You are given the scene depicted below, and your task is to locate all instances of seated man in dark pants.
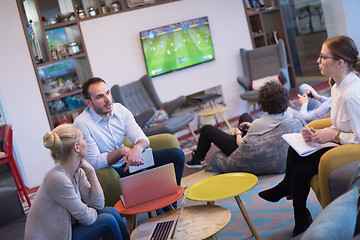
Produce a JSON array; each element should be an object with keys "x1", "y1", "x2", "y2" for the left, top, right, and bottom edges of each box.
[
  {"x1": 186, "y1": 80, "x2": 292, "y2": 168},
  {"x1": 74, "y1": 77, "x2": 185, "y2": 189}
]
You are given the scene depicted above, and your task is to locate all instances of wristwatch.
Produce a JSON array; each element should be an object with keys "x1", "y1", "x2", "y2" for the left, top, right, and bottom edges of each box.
[{"x1": 333, "y1": 132, "x2": 341, "y2": 144}]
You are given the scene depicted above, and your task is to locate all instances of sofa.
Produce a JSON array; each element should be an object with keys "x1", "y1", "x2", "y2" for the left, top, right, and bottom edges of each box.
[
  {"x1": 95, "y1": 133, "x2": 180, "y2": 207},
  {"x1": 0, "y1": 187, "x2": 26, "y2": 240},
  {"x1": 205, "y1": 117, "x2": 303, "y2": 175}
]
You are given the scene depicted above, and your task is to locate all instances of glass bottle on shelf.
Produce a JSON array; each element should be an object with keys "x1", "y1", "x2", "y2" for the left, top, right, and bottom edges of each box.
[
  {"x1": 111, "y1": 1, "x2": 121, "y2": 12},
  {"x1": 87, "y1": 7, "x2": 97, "y2": 17},
  {"x1": 100, "y1": 0, "x2": 111, "y2": 14},
  {"x1": 76, "y1": 1, "x2": 86, "y2": 19}
]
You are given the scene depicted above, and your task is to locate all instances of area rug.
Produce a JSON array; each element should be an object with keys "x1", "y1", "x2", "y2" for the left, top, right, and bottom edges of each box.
[{"x1": 136, "y1": 171, "x2": 322, "y2": 240}]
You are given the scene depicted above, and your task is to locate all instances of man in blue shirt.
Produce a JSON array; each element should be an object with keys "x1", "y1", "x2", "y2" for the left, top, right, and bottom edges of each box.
[{"x1": 74, "y1": 77, "x2": 185, "y2": 186}]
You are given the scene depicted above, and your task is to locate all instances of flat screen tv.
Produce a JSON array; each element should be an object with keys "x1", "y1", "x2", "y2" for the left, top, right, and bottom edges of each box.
[{"x1": 140, "y1": 16, "x2": 215, "y2": 77}]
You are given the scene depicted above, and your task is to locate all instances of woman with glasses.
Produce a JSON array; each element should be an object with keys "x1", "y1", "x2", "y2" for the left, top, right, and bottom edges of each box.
[{"x1": 258, "y1": 35, "x2": 360, "y2": 237}]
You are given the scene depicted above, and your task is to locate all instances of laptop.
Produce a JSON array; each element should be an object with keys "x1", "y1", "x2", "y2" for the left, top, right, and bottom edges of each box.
[
  {"x1": 129, "y1": 148, "x2": 155, "y2": 173},
  {"x1": 119, "y1": 163, "x2": 178, "y2": 208},
  {"x1": 133, "y1": 185, "x2": 190, "y2": 240}
]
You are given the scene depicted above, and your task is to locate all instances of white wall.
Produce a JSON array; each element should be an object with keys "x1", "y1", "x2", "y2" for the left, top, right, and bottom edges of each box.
[
  {"x1": 80, "y1": 0, "x2": 252, "y2": 118},
  {"x1": 322, "y1": 0, "x2": 360, "y2": 48},
  {"x1": 0, "y1": 0, "x2": 54, "y2": 188}
]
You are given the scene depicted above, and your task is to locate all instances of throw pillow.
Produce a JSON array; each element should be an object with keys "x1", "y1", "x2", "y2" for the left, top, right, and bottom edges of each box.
[
  {"x1": 144, "y1": 109, "x2": 169, "y2": 129},
  {"x1": 249, "y1": 75, "x2": 284, "y2": 90},
  {"x1": 300, "y1": 187, "x2": 358, "y2": 240}
]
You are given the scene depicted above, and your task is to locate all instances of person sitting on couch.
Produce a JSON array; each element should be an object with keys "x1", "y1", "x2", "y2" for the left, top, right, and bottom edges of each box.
[
  {"x1": 73, "y1": 77, "x2": 185, "y2": 186},
  {"x1": 186, "y1": 80, "x2": 293, "y2": 168}
]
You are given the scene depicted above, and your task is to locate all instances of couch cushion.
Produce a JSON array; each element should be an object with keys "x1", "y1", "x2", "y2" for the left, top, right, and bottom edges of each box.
[
  {"x1": 301, "y1": 187, "x2": 357, "y2": 240},
  {"x1": 206, "y1": 117, "x2": 303, "y2": 175},
  {"x1": 0, "y1": 216, "x2": 26, "y2": 240},
  {"x1": 143, "y1": 113, "x2": 194, "y2": 136}
]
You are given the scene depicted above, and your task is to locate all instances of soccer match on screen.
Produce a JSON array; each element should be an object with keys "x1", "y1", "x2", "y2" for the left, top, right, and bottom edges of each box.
[{"x1": 140, "y1": 16, "x2": 215, "y2": 77}]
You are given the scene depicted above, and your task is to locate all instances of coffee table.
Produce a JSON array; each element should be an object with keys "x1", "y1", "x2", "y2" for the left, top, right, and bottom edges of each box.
[
  {"x1": 130, "y1": 205, "x2": 231, "y2": 240},
  {"x1": 187, "y1": 172, "x2": 259, "y2": 239}
]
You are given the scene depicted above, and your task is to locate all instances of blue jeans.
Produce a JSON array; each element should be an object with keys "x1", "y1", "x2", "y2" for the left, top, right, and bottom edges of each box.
[
  {"x1": 72, "y1": 207, "x2": 130, "y2": 240},
  {"x1": 114, "y1": 148, "x2": 185, "y2": 186},
  {"x1": 299, "y1": 83, "x2": 321, "y2": 111}
]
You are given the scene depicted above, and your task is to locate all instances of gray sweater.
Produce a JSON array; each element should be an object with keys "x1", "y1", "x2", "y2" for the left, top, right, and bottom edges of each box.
[{"x1": 25, "y1": 164, "x2": 104, "y2": 240}]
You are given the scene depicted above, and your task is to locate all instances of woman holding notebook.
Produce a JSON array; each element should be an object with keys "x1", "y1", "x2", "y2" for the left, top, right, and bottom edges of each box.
[
  {"x1": 259, "y1": 35, "x2": 360, "y2": 237},
  {"x1": 25, "y1": 124, "x2": 130, "y2": 240}
]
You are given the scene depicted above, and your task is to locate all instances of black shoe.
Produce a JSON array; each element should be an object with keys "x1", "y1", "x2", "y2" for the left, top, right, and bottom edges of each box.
[
  {"x1": 258, "y1": 182, "x2": 290, "y2": 202},
  {"x1": 293, "y1": 208, "x2": 313, "y2": 237},
  {"x1": 185, "y1": 151, "x2": 206, "y2": 168}
]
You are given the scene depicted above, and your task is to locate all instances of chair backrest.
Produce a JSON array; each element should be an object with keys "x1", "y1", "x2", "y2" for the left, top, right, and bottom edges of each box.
[
  {"x1": 111, "y1": 74, "x2": 163, "y2": 116},
  {"x1": 1, "y1": 124, "x2": 12, "y2": 157},
  {"x1": 240, "y1": 39, "x2": 289, "y2": 90}
]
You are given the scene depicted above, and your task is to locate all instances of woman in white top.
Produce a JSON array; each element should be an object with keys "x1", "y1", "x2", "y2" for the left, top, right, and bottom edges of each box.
[
  {"x1": 25, "y1": 124, "x2": 130, "y2": 240},
  {"x1": 259, "y1": 35, "x2": 360, "y2": 237}
]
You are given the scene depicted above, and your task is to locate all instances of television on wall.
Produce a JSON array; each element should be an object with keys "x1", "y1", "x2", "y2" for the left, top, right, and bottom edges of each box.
[{"x1": 140, "y1": 16, "x2": 215, "y2": 77}]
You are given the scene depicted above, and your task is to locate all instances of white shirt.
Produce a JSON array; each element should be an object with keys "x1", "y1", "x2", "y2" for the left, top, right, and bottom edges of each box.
[
  {"x1": 330, "y1": 72, "x2": 360, "y2": 144},
  {"x1": 74, "y1": 103, "x2": 149, "y2": 169}
]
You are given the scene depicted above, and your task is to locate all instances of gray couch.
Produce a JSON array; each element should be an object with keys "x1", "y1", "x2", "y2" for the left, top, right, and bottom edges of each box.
[
  {"x1": 0, "y1": 187, "x2": 26, "y2": 240},
  {"x1": 206, "y1": 117, "x2": 303, "y2": 175}
]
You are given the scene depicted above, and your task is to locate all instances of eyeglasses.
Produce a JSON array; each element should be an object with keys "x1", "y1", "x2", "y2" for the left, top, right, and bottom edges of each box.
[{"x1": 319, "y1": 54, "x2": 339, "y2": 62}]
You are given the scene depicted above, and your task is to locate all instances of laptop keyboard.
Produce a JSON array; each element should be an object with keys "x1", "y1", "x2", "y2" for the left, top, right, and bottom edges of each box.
[{"x1": 150, "y1": 220, "x2": 175, "y2": 240}]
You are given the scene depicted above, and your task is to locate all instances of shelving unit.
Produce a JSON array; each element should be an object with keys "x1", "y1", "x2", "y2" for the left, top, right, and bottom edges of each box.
[
  {"x1": 242, "y1": 0, "x2": 296, "y2": 88},
  {"x1": 16, "y1": 0, "x2": 178, "y2": 129}
]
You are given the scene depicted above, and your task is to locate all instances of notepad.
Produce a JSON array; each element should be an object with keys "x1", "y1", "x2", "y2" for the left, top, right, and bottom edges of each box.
[{"x1": 282, "y1": 133, "x2": 339, "y2": 157}]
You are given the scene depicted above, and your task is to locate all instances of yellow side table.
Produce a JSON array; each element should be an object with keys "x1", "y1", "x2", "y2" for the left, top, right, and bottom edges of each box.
[
  {"x1": 187, "y1": 172, "x2": 260, "y2": 240},
  {"x1": 197, "y1": 106, "x2": 233, "y2": 134}
]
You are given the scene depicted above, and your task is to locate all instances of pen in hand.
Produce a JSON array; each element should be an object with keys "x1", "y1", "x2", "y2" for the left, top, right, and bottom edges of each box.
[{"x1": 304, "y1": 125, "x2": 314, "y2": 135}]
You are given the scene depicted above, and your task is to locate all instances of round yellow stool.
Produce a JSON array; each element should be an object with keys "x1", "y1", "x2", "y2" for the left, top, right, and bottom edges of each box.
[{"x1": 187, "y1": 172, "x2": 259, "y2": 240}]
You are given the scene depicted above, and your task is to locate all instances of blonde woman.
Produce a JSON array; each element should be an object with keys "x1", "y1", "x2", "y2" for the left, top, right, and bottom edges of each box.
[{"x1": 25, "y1": 124, "x2": 129, "y2": 240}]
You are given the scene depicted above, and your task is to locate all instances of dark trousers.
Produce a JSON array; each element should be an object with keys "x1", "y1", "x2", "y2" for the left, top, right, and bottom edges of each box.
[
  {"x1": 284, "y1": 146, "x2": 334, "y2": 217},
  {"x1": 195, "y1": 113, "x2": 253, "y2": 159},
  {"x1": 113, "y1": 148, "x2": 185, "y2": 186}
]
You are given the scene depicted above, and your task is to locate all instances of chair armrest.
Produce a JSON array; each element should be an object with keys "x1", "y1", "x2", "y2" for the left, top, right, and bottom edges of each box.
[
  {"x1": 307, "y1": 118, "x2": 332, "y2": 129},
  {"x1": 134, "y1": 108, "x2": 155, "y2": 128},
  {"x1": 149, "y1": 133, "x2": 180, "y2": 150},
  {"x1": 237, "y1": 77, "x2": 250, "y2": 90},
  {"x1": 124, "y1": 133, "x2": 180, "y2": 150},
  {"x1": 162, "y1": 96, "x2": 186, "y2": 117},
  {"x1": 317, "y1": 144, "x2": 360, "y2": 207},
  {"x1": 95, "y1": 167, "x2": 122, "y2": 207}
]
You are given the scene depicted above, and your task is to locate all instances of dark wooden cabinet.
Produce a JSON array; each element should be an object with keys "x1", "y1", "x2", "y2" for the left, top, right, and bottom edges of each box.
[{"x1": 242, "y1": 0, "x2": 296, "y2": 88}]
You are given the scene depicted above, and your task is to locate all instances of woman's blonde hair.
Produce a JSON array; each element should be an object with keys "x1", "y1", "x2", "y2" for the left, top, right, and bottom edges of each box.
[{"x1": 43, "y1": 124, "x2": 81, "y2": 162}]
